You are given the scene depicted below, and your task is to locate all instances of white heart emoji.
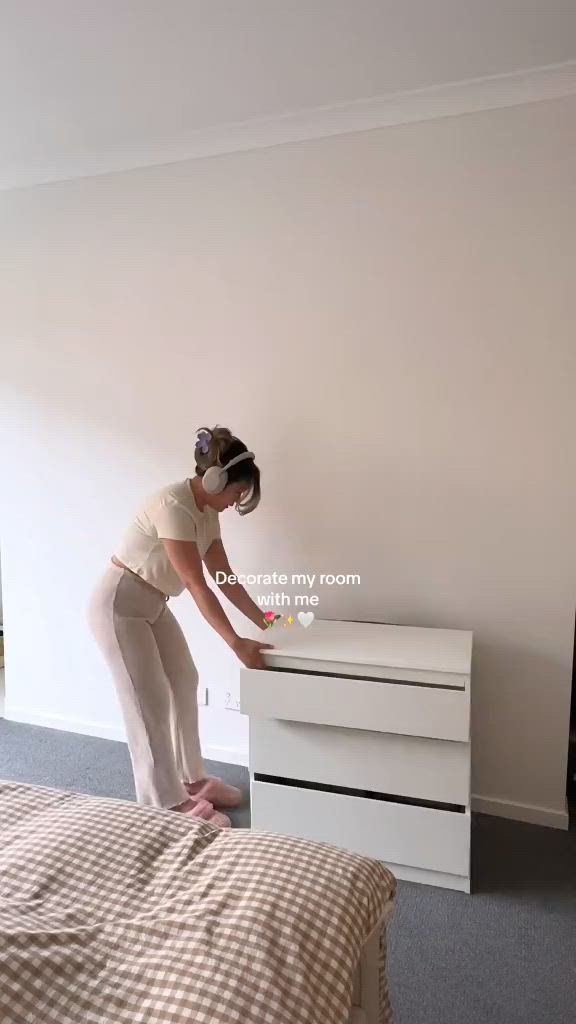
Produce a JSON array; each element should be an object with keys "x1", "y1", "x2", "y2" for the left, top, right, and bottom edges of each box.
[{"x1": 298, "y1": 611, "x2": 315, "y2": 628}]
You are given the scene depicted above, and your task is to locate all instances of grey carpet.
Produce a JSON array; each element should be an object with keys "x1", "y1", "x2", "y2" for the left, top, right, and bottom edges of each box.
[
  {"x1": 1, "y1": 719, "x2": 575, "y2": 1024},
  {"x1": 0, "y1": 719, "x2": 250, "y2": 829}
]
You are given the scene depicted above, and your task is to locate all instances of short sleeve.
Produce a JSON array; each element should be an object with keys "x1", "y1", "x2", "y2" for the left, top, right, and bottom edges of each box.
[{"x1": 154, "y1": 500, "x2": 198, "y2": 542}]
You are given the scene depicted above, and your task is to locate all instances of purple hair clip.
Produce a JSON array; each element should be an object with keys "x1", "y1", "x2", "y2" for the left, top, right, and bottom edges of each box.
[{"x1": 196, "y1": 430, "x2": 212, "y2": 455}]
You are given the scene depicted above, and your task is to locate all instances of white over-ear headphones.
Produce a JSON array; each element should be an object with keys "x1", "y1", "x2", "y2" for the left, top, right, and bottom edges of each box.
[{"x1": 201, "y1": 451, "x2": 255, "y2": 494}]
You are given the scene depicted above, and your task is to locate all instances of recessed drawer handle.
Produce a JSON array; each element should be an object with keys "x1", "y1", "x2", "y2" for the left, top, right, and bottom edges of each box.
[
  {"x1": 267, "y1": 665, "x2": 464, "y2": 690},
  {"x1": 253, "y1": 773, "x2": 466, "y2": 814}
]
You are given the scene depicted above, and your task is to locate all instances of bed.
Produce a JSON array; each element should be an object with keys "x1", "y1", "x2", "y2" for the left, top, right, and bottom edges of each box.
[{"x1": 0, "y1": 781, "x2": 396, "y2": 1024}]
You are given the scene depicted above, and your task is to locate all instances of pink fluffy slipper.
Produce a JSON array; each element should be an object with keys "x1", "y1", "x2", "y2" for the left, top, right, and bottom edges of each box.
[
  {"x1": 173, "y1": 796, "x2": 231, "y2": 829},
  {"x1": 184, "y1": 777, "x2": 243, "y2": 809}
]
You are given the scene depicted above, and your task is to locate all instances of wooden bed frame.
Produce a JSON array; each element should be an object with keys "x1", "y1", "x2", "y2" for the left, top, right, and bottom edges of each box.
[{"x1": 350, "y1": 901, "x2": 395, "y2": 1024}]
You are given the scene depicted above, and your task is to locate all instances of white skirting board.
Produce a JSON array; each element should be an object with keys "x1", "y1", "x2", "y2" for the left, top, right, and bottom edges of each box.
[
  {"x1": 3, "y1": 706, "x2": 251, "y2": 769},
  {"x1": 3, "y1": 707, "x2": 568, "y2": 830},
  {"x1": 5, "y1": 706, "x2": 127, "y2": 742},
  {"x1": 471, "y1": 794, "x2": 569, "y2": 830},
  {"x1": 203, "y1": 744, "x2": 250, "y2": 768}
]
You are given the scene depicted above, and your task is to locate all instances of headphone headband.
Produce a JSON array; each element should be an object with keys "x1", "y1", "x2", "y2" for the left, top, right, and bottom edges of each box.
[{"x1": 221, "y1": 451, "x2": 255, "y2": 471}]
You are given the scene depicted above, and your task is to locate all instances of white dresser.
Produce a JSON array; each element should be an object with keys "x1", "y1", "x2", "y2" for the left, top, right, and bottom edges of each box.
[{"x1": 240, "y1": 618, "x2": 473, "y2": 892}]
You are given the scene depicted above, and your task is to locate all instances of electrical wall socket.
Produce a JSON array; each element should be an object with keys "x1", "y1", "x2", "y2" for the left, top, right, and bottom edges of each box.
[
  {"x1": 224, "y1": 691, "x2": 241, "y2": 712},
  {"x1": 197, "y1": 687, "x2": 208, "y2": 707}
]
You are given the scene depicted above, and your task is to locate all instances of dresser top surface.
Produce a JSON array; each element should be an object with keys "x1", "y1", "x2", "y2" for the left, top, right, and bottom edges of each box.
[{"x1": 262, "y1": 618, "x2": 473, "y2": 676}]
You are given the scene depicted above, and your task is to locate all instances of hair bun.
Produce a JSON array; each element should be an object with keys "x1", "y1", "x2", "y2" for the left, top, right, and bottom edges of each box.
[
  {"x1": 195, "y1": 424, "x2": 234, "y2": 470},
  {"x1": 210, "y1": 425, "x2": 234, "y2": 464}
]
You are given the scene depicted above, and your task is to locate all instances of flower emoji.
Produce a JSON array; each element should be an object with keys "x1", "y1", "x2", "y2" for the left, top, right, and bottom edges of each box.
[{"x1": 263, "y1": 612, "x2": 281, "y2": 628}]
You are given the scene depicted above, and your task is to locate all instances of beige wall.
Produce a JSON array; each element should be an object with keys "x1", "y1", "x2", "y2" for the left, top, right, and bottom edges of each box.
[{"x1": 1, "y1": 94, "x2": 575, "y2": 824}]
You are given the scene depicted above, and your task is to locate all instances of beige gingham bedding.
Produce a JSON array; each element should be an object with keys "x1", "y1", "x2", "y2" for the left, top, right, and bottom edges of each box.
[{"x1": 0, "y1": 781, "x2": 395, "y2": 1024}]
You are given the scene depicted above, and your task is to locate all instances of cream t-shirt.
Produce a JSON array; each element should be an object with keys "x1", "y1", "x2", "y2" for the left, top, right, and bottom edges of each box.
[{"x1": 115, "y1": 479, "x2": 221, "y2": 596}]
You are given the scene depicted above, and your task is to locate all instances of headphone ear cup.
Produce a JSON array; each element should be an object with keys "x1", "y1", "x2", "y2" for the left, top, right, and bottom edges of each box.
[{"x1": 202, "y1": 466, "x2": 227, "y2": 494}]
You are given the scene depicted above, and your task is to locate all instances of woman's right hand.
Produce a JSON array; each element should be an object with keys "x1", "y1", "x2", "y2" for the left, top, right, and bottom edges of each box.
[{"x1": 232, "y1": 637, "x2": 274, "y2": 670}]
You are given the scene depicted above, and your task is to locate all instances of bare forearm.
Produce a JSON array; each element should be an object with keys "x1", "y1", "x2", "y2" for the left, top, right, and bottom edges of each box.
[
  {"x1": 187, "y1": 582, "x2": 240, "y2": 648},
  {"x1": 219, "y1": 581, "x2": 267, "y2": 630}
]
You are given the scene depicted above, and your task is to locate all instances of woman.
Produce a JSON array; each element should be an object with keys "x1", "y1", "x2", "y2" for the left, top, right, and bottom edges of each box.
[{"x1": 88, "y1": 425, "x2": 274, "y2": 828}]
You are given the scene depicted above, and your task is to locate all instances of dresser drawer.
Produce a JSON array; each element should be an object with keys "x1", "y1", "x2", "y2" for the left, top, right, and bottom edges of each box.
[
  {"x1": 251, "y1": 780, "x2": 471, "y2": 878},
  {"x1": 250, "y1": 718, "x2": 470, "y2": 806},
  {"x1": 240, "y1": 668, "x2": 470, "y2": 742}
]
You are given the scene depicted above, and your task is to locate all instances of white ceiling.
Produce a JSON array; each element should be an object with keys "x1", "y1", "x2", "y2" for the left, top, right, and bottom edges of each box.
[{"x1": 2, "y1": 0, "x2": 576, "y2": 190}]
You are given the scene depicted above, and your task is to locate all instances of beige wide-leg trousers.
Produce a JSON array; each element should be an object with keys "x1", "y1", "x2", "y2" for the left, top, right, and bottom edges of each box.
[{"x1": 88, "y1": 566, "x2": 203, "y2": 808}]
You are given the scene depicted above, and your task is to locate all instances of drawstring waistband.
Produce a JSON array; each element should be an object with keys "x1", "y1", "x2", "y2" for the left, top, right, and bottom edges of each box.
[{"x1": 110, "y1": 557, "x2": 169, "y2": 600}]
